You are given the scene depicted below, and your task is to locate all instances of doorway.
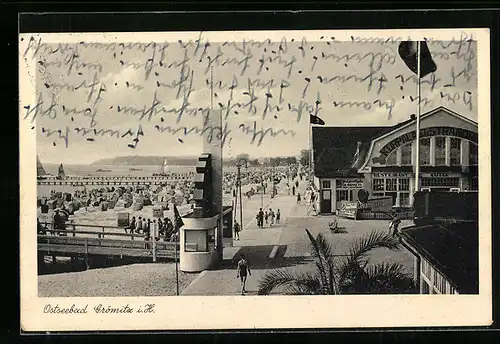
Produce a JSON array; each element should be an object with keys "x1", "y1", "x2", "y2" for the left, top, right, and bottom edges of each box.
[{"x1": 321, "y1": 190, "x2": 332, "y2": 213}]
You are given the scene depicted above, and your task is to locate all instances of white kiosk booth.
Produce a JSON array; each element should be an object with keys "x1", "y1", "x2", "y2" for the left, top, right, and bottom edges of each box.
[{"x1": 179, "y1": 207, "x2": 232, "y2": 272}]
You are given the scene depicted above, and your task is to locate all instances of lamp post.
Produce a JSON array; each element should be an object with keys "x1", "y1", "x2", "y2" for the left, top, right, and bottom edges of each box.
[{"x1": 236, "y1": 158, "x2": 248, "y2": 230}]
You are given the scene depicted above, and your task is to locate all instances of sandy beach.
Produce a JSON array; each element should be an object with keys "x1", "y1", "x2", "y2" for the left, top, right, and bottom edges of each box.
[{"x1": 38, "y1": 263, "x2": 199, "y2": 297}]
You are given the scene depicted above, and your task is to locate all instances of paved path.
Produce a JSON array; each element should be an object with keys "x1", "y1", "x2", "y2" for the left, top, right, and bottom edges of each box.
[{"x1": 181, "y1": 177, "x2": 310, "y2": 296}]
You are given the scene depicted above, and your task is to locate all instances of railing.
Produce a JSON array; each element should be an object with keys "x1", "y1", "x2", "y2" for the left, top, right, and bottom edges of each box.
[
  {"x1": 38, "y1": 222, "x2": 193, "y2": 264},
  {"x1": 39, "y1": 222, "x2": 171, "y2": 240}
]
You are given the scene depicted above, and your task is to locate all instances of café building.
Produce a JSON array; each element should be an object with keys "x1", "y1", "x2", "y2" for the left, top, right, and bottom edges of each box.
[{"x1": 312, "y1": 106, "x2": 478, "y2": 214}]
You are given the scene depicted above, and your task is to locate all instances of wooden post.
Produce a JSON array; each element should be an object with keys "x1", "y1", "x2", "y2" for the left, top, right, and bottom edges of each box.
[
  {"x1": 84, "y1": 238, "x2": 89, "y2": 270},
  {"x1": 152, "y1": 226, "x2": 157, "y2": 263}
]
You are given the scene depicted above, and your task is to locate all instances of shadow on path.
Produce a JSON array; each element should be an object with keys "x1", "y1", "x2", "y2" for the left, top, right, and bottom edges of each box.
[{"x1": 216, "y1": 245, "x2": 313, "y2": 270}]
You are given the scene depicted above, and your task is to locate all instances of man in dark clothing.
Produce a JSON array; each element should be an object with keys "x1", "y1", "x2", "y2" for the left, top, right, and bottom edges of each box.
[
  {"x1": 233, "y1": 221, "x2": 241, "y2": 240},
  {"x1": 257, "y1": 208, "x2": 264, "y2": 228},
  {"x1": 125, "y1": 216, "x2": 136, "y2": 234},
  {"x1": 292, "y1": 185, "x2": 296, "y2": 196},
  {"x1": 53, "y1": 210, "x2": 61, "y2": 235},
  {"x1": 390, "y1": 214, "x2": 402, "y2": 237}
]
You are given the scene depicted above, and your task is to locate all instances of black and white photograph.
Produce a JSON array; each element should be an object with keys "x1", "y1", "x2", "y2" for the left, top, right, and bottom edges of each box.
[{"x1": 19, "y1": 27, "x2": 491, "y2": 331}]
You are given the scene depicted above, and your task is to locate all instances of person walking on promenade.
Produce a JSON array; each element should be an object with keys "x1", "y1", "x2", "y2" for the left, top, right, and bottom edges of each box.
[
  {"x1": 264, "y1": 211, "x2": 269, "y2": 227},
  {"x1": 268, "y1": 208, "x2": 275, "y2": 226},
  {"x1": 297, "y1": 192, "x2": 301, "y2": 205},
  {"x1": 157, "y1": 218, "x2": 164, "y2": 235},
  {"x1": 389, "y1": 213, "x2": 402, "y2": 237},
  {"x1": 136, "y1": 217, "x2": 143, "y2": 234},
  {"x1": 276, "y1": 209, "x2": 281, "y2": 224},
  {"x1": 125, "y1": 216, "x2": 136, "y2": 234},
  {"x1": 258, "y1": 208, "x2": 264, "y2": 228},
  {"x1": 236, "y1": 254, "x2": 251, "y2": 295},
  {"x1": 233, "y1": 221, "x2": 241, "y2": 240},
  {"x1": 292, "y1": 185, "x2": 296, "y2": 196}
]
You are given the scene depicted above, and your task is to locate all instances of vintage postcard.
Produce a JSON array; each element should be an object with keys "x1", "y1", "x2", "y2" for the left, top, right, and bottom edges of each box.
[{"x1": 19, "y1": 28, "x2": 491, "y2": 331}]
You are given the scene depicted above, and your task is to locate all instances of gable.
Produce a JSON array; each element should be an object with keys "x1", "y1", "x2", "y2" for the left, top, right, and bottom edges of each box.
[{"x1": 359, "y1": 107, "x2": 478, "y2": 171}]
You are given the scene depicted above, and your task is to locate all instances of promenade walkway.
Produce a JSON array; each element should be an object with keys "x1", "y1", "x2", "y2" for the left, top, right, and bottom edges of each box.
[
  {"x1": 181, "y1": 176, "x2": 415, "y2": 296},
  {"x1": 181, "y1": 177, "x2": 310, "y2": 296}
]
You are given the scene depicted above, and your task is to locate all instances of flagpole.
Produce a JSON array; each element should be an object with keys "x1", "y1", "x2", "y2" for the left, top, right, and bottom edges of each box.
[
  {"x1": 175, "y1": 220, "x2": 179, "y2": 296},
  {"x1": 211, "y1": 66, "x2": 224, "y2": 259},
  {"x1": 309, "y1": 122, "x2": 312, "y2": 185},
  {"x1": 415, "y1": 41, "x2": 421, "y2": 194}
]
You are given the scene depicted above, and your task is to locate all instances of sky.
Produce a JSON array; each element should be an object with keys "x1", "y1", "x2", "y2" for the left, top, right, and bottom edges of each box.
[{"x1": 22, "y1": 31, "x2": 478, "y2": 165}]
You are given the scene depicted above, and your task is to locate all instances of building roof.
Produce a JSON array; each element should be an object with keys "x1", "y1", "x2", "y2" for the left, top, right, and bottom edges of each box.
[
  {"x1": 312, "y1": 119, "x2": 414, "y2": 178},
  {"x1": 400, "y1": 221, "x2": 479, "y2": 294}
]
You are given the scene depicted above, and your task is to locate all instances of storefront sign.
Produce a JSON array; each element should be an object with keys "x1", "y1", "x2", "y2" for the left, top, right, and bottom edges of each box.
[
  {"x1": 338, "y1": 201, "x2": 358, "y2": 219},
  {"x1": 372, "y1": 126, "x2": 478, "y2": 164},
  {"x1": 421, "y1": 172, "x2": 452, "y2": 178},
  {"x1": 366, "y1": 197, "x2": 393, "y2": 212},
  {"x1": 373, "y1": 172, "x2": 413, "y2": 178},
  {"x1": 337, "y1": 179, "x2": 364, "y2": 189}
]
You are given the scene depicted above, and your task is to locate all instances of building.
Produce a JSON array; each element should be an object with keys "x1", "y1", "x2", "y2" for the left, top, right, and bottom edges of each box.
[
  {"x1": 400, "y1": 191, "x2": 479, "y2": 294},
  {"x1": 312, "y1": 106, "x2": 478, "y2": 214}
]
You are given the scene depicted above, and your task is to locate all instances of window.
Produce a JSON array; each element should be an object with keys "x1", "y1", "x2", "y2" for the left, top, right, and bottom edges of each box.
[
  {"x1": 469, "y1": 142, "x2": 478, "y2": 166},
  {"x1": 435, "y1": 137, "x2": 446, "y2": 166},
  {"x1": 419, "y1": 138, "x2": 431, "y2": 165},
  {"x1": 421, "y1": 178, "x2": 460, "y2": 187},
  {"x1": 184, "y1": 230, "x2": 208, "y2": 252},
  {"x1": 386, "y1": 178, "x2": 397, "y2": 191},
  {"x1": 373, "y1": 179, "x2": 385, "y2": 191},
  {"x1": 450, "y1": 138, "x2": 461, "y2": 165},
  {"x1": 399, "y1": 193, "x2": 410, "y2": 206},
  {"x1": 401, "y1": 144, "x2": 412, "y2": 165},
  {"x1": 336, "y1": 190, "x2": 349, "y2": 202},
  {"x1": 386, "y1": 150, "x2": 397, "y2": 165},
  {"x1": 373, "y1": 177, "x2": 411, "y2": 207},
  {"x1": 322, "y1": 180, "x2": 331, "y2": 189},
  {"x1": 398, "y1": 178, "x2": 410, "y2": 191}
]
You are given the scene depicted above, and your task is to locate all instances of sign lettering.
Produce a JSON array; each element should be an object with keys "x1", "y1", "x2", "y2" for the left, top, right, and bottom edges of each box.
[
  {"x1": 372, "y1": 126, "x2": 477, "y2": 164},
  {"x1": 338, "y1": 201, "x2": 358, "y2": 219},
  {"x1": 336, "y1": 179, "x2": 364, "y2": 189},
  {"x1": 373, "y1": 172, "x2": 412, "y2": 178}
]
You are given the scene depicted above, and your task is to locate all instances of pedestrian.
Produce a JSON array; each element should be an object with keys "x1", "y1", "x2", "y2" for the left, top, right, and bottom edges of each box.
[
  {"x1": 390, "y1": 213, "x2": 402, "y2": 237},
  {"x1": 125, "y1": 216, "x2": 136, "y2": 234},
  {"x1": 158, "y1": 218, "x2": 163, "y2": 235},
  {"x1": 136, "y1": 217, "x2": 143, "y2": 234},
  {"x1": 292, "y1": 185, "x2": 296, "y2": 196},
  {"x1": 236, "y1": 254, "x2": 251, "y2": 295},
  {"x1": 264, "y1": 211, "x2": 269, "y2": 226},
  {"x1": 152, "y1": 219, "x2": 159, "y2": 241},
  {"x1": 269, "y1": 208, "x2": 275, "y2": 226},
  {"x1": 258, "y1": 208, "x2": 264, "y2": 228},
  {"x1": 234, "y1": 221, "x2": 241, "y2": 240},
  {"x1": 53, "y1": 209, "x2": 61, "y2": 235},
  {"x1": 297, "y1": 192, "x2": 301, "y2": 205},
  {"x1": 276, "y1": 209, "x2": 281, "y2": 224}
]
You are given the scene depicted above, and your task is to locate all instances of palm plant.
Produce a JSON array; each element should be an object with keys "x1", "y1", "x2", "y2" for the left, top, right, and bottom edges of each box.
[{"x1": 258, "y1": 229, "x2": 417, "y2": 295}]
